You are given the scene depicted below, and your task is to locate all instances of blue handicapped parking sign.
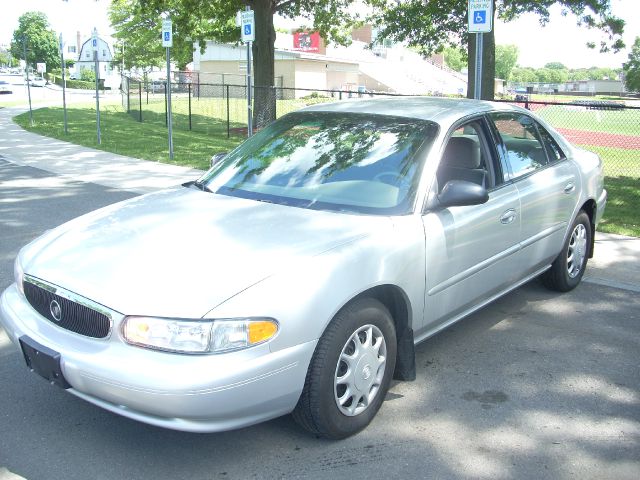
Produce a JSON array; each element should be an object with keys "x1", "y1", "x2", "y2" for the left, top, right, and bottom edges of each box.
[
  {"x1": 244, "y1": 25, "x2": 252, "y2": 35},
  {"x1": 164, "y1": 32, "x2": 170, "y2": 41},
  {"x1": 474, "y1": 10, "x2": 486, "y2": 24}
]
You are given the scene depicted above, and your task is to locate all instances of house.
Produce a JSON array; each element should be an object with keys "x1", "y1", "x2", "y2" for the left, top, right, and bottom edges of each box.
[{"x1": 74, "y1": 31, "x2": 113, "y2": 80}]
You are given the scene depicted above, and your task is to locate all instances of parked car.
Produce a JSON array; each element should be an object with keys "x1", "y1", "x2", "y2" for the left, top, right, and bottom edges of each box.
[
  {"x1": 28, "y1": 77, "x2": 46, "y2": 87},
  {"x1": 0, "y1": 80, "x2": 12, "y2": 94},
  {"x1": 0, "y1": 97, "x2": 606, "y2": 439}
]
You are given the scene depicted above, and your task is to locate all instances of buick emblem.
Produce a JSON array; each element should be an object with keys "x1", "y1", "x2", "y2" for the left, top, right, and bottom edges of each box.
[{"x1": 50, "y1": 300, "x2": 62, "y2": 322}]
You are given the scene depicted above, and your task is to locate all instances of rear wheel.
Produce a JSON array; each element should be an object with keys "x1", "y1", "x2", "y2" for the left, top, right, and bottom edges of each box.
[
  {"x1": 293, "y1": 297, "x2": 396, "y2": 439},
  {"x1": 542, "y1": 211, "x2": 591, "y2": 292}
]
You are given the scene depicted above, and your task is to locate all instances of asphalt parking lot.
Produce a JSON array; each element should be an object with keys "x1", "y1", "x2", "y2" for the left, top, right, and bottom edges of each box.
[{"x1": 0, "y1": 107, "x2": 638, "y2": 479}]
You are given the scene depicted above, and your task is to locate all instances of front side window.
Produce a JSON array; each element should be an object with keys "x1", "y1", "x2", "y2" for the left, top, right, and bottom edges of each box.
[
  {"x1": 199, "y1": 112, "x2": 438, "y2": 215},
  {"x1": 491, "y1": 112, "x2": 549, "y2": 180}
]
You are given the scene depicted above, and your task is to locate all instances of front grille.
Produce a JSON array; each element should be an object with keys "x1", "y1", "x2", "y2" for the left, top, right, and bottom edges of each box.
[{"x1": 23, "y1": 281, "x2": 111, "y2": 339}]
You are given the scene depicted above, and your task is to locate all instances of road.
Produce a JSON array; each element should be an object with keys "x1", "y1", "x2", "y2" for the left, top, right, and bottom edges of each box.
[
  {"x1": 0, "y1": 73, "x2": 119, "y2": 108},
  {"x1": 0, "y1": 159, "x2": 638, "y2": 480}
]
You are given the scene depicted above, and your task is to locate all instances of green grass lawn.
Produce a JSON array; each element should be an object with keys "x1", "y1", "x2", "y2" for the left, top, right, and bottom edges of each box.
[
  {"x1": 573, "y1": 145, "x2": 640, "y2": 237},
  {"x1": 537, "y1": 105, "x2": 640, "y2": 136},
  {"x1": 13, "y1": 103, "x2": 243, "y2": 170},
  {"x1": 129, "y1": 92, "x2": 337, "y2": 134}
]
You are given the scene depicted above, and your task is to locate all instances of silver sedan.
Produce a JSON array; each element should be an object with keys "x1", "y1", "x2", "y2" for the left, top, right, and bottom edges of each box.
[{"x1": 0, "y1": 97, "x2": 606, "y2": 439}]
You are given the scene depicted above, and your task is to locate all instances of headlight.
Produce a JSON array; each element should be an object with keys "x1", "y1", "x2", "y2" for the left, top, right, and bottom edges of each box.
[
  {"x1": 14, "y1": 255, "x2": 25, "y2": 295},
  {"x1": 122, "y1": 316, "x2": 278, "y2": 354}
]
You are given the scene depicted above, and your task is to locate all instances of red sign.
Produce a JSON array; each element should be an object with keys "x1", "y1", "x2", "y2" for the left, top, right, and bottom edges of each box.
[{"x1": 293, "y1": 32, "x2": 320, "y2": 52}]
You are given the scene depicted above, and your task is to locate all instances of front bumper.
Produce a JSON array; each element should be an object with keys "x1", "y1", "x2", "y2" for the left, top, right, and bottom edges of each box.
[{"x1": 0, "y1": 283, "x2": 316, "y2": 432}]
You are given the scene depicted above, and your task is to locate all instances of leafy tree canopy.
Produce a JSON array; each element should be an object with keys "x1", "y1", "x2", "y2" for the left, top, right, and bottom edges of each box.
[
  {"x1": 10, "y1": 12, "x2": 60, "y2": 72},
  {"x1": 495, "y1": 44, "x2": 519, "y2": 80},
  {"x1": 623, "y1": 37, "x2": 640, "y2": 92},
  {"x1": 442, "y1": 46, "x2": 467, "y2": 72}
]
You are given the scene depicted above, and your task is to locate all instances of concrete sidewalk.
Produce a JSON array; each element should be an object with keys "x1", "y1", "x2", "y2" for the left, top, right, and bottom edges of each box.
[
  {"x1": 0, "y1": 104, "x2": 638, "y2": 293},
  {"x1": 0, "y1": 106, "x2": 202, "y2": 194}
]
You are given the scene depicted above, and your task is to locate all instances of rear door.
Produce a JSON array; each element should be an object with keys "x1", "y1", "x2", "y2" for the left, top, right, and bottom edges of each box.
[{"x1": 489, "y1": 112, "x2": 580, "y2": 276}]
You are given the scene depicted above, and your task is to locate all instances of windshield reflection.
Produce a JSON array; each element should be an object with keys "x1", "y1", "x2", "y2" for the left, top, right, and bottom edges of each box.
[{"x1": 201, "y1": 112, "x2": 438, "y2": 215}]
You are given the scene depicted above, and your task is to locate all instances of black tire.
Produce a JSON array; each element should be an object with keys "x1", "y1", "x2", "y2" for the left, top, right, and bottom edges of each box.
[
  {"x1": 542, "y1": 211, "x2": 591, "y2": 292},
  {"x1": 292, "y1": 297, "x2": 397, "y2": 439}
]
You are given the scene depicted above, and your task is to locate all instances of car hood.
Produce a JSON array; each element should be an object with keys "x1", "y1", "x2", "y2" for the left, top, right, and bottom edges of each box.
[{"x1": 23, "y1": 187, "x2": 386, "y2": 318}]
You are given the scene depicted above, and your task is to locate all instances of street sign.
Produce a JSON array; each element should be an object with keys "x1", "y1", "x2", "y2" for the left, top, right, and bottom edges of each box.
[
  {"x1": 92, "y1": 28, "x2": 98, "y2": 52},
  {"x1": 162, "y1": 19, "x2": 173, "y2": 48},
  {"x1": 241, "y1": 10, "x2": 255, "y2": 43},
  {"x1": 36, "y1": 63, "x2": 46, "y2": 73},
  {"x1": 468, "y1": 0, "x2": 493, "y2": 33}
]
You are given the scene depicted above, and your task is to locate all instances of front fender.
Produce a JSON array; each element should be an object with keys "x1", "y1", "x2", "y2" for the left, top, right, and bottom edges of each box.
[{"x1": 205, "y1": 216, "x2": 426, "y2": 353}]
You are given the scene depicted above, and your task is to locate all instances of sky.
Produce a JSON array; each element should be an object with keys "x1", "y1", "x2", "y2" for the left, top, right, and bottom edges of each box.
[{"x1": 0, "y1": 0, "x2": 638, "y2": 69}]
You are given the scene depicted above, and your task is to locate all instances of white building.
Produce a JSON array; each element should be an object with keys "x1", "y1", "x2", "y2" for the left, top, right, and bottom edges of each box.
[
  {"x1": 193, "y1": 26, "x2": 467, "y2": 97},
  {"x1": 74, "y1": 32, "x2": 113, "y2": 80}
]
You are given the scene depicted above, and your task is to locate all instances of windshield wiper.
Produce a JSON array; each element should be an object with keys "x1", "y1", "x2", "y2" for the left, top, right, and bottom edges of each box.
[{"x1": 182, "y1": 180, "x2": 213, "y2": 193}]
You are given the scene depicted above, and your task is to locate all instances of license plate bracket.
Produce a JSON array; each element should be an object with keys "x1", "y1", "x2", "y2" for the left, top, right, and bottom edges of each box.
[{"x1": 19, "y1": 336, "x2": 71, "y2": 389}]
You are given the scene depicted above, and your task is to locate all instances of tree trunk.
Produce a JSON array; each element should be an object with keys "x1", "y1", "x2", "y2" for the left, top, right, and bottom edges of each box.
[
  {"x1": 252, "y1": 0, "x2": 276, "y2": 129},
  {"x1": 467, "y1": 3, "x2": 496, "y2": 100}
]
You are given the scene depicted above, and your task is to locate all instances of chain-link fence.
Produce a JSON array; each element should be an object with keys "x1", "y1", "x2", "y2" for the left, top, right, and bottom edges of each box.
[
  {"x1": 501, "y1": 99, "x2": 640, "y2": 179},
  {"x1": 121, "y1": 76, "x2": 403, "y2": 138},
  {"x1": 120, "y1": 76, "x2": 639, "y2": 181}
]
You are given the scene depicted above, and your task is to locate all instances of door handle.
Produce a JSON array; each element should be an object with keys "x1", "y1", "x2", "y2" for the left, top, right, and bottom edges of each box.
[
  {"x1": 564, "y1": 182, "x2": 576, "y2": 194},
  {"x1": 500, "y1": 209, "x2": 517, "y2": 224}
]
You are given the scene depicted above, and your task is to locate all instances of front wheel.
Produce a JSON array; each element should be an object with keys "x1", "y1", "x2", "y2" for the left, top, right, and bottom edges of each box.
[
  {"x1": 293, "y1": 297, "x2": 397, "y2": 439},
  {"x1": 542, "y1": 211, "x2": 591, "y2": 292}
]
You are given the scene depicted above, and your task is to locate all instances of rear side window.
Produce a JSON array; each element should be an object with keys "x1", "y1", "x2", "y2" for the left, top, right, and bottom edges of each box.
[
  {"x1": 490, "y1": 113, "x2": 549, "y2": 180},
  {"x1": 536, "y1": 124, "x2": 566, "y2": 163}
]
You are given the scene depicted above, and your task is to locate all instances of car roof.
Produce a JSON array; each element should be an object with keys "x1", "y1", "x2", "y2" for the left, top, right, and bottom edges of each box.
[{"x1": 301, "y1": 96, "x2": 523, "y2": 125}]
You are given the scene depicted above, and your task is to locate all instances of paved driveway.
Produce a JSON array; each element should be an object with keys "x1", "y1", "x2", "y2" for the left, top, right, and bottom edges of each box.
[{"x1": 0, "y1": 159, "x2": 638, "y2": 480}]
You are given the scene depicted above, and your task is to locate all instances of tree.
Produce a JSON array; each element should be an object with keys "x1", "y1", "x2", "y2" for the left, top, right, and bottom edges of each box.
[
  {"x1": 126, "y1": 0, "x2": 359, "y2": 128},
  {"x1": 495, "y1": 44, "x2": 518, "y2": 80},
  {"x1": 544, "y1": 62, "x2": 567, "y2": 70},
  {"x1": 0, "y1": 49, "x2": 18, "y2": 68},
  {"x1": 368, "y1": 0, "x2": 625, "y2": 100},
  {"x1": 442, "y1": 46, "x2": 467, "y2": 72},
  {"x1": 624, "y1": 37, "x2": 640, "y2": 92},
  {"x1": 10, "y1": 12, "x2": 60, "y2": 72},
  {"x1": 109, "y1": 0, "x2": 235, "y2": 72},
  {"x1": 510, "y1": 66, "x2": 537, "y2": 83}
]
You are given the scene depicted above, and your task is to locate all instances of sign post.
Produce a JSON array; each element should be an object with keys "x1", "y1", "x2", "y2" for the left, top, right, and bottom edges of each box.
[
  {"x1": 162, "y1": 19, "x2": 174, "y2": 160},
  {"x1": 22, "y1": 39, "x2": 34, "y2": 126},
  {"x1": 92, "y1": 28, "x2": 101, "y2": 144},
  {"x1": 59, "y1": 33, "x2": 68, "y2": 134},
  {"x1": 241, "y1": 8, "x2": 255, "y2": 137},
  {"x1": 468, "y1": 0, "x2": 493, "y2": 100}
]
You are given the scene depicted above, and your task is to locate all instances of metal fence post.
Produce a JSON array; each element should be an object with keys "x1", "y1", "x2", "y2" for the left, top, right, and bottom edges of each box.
[
  {"x1": 188, "y1": 83, "x2": 192, "y2": 130},
  {"x1": 138, "y1": 81, "x2": 142, "y2": 122},
  {"x1": 339, "y1": 91, "x2": 342, "y2": 100},
  {"x1": 226, "y1": 84, "x2": 230, "y2": 138}
]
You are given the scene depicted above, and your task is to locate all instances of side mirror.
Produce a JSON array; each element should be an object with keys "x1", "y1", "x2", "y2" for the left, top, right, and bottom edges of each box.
[
  {"x1": 210, "y1": 152, "x2": 227, "y2": 168},
  {"x1": 437, "y1": 180, "x2": 489, "y2": 208}
]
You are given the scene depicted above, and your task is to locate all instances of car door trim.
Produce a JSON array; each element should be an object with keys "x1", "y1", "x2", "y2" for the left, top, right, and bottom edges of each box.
[{"x1": 427, "y1": 242, "x2": 521, "y2": 296}]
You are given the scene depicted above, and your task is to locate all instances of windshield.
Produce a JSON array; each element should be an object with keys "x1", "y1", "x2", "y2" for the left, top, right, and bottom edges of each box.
[{"x1": 199, "y1": 111, "x2": 438, "y2": 215}]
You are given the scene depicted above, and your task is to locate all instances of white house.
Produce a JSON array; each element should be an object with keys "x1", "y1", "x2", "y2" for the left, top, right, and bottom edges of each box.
[{"x1": 74, "y1": 32, "x2": 113, "y2": 80}]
